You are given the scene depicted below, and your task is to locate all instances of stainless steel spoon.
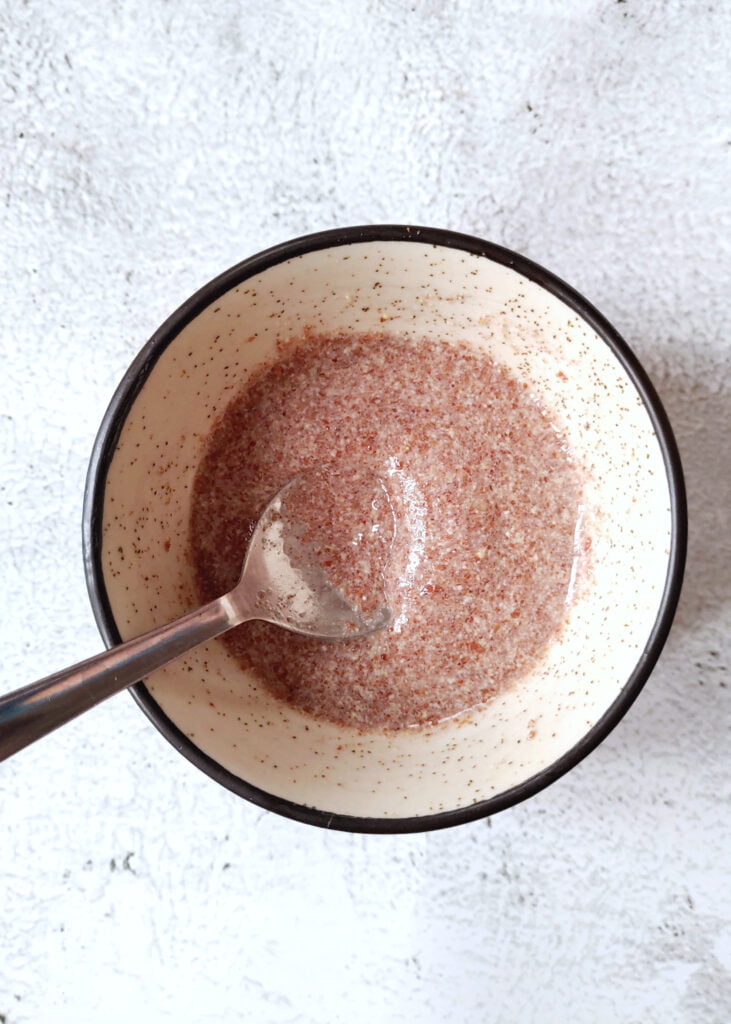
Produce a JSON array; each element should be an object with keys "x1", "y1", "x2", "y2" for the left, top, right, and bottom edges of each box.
[{"x1": 0, "y1": 476, "x2": 391, "y2": 762}]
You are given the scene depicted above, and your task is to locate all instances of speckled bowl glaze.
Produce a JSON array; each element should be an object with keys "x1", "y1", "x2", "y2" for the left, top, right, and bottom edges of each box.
[{"x1": 84, "y1": 225, "x2": 686, "y2": 833}]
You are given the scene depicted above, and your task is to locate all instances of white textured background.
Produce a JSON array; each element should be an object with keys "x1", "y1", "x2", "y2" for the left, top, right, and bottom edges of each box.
[{"x1": 1, "y1": 1, "x2": 729, "y2": 1022}]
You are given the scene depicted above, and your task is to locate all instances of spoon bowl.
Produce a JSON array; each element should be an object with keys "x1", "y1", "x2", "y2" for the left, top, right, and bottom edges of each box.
[{"x1": 236, "y1": 474, "x2": 391, "y2": 640}]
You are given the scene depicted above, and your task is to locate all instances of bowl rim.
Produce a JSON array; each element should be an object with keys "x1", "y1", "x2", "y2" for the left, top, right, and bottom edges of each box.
[{"x1": 82, "y1": 224, "x2": 687, "y2": 834}]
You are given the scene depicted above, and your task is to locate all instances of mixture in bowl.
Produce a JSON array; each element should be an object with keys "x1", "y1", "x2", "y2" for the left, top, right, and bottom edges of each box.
[{"x1": 190, "y1": 330, "x2": 588, "y2": 732}]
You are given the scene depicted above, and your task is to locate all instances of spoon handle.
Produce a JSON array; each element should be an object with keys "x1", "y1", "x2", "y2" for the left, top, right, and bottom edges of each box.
[{"x1": 0, "y1": 597, "x2": 239, "y2": 763}]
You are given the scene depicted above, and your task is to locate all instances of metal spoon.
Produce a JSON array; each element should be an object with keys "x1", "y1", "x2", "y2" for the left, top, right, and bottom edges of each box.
[{"x1": 0, "y1": 475, "x2": 392, "y2": 762}]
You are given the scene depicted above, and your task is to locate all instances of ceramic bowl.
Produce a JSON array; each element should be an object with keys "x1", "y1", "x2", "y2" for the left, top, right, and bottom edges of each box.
[{"x1": 83, "y1": 225, "x2": 686, "y2": 832}]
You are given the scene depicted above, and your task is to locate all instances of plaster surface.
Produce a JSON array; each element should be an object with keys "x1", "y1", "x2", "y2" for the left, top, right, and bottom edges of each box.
[{"x1": 1, "y1": 2, "x2": 729, "y2": 1022}]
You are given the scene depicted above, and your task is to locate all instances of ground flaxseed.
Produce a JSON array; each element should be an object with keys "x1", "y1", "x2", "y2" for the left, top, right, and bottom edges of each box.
[{"x1": 190, "y1": 330, "x2": 586, "y2": 731}]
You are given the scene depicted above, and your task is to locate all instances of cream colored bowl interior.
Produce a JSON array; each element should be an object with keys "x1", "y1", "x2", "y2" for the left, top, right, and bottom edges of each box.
[{"x1": 100, "y1": 241, "x2": 672, "y2": 820}]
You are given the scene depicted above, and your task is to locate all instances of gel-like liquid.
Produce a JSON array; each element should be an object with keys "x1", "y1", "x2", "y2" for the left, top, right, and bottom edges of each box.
[{"x1": 190, "y1": 330, "x2": 587, "y2": 732}]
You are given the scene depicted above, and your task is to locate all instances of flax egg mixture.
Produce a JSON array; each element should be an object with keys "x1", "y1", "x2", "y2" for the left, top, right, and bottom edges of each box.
[{"x1": 190, "y1": 330, "x2": 588, "y2": 732}]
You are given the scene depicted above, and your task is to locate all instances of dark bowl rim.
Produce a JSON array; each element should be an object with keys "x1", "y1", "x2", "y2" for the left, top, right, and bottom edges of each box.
[{"x1": 82, "y1": 223, "x2": 687, "y2": 834}]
